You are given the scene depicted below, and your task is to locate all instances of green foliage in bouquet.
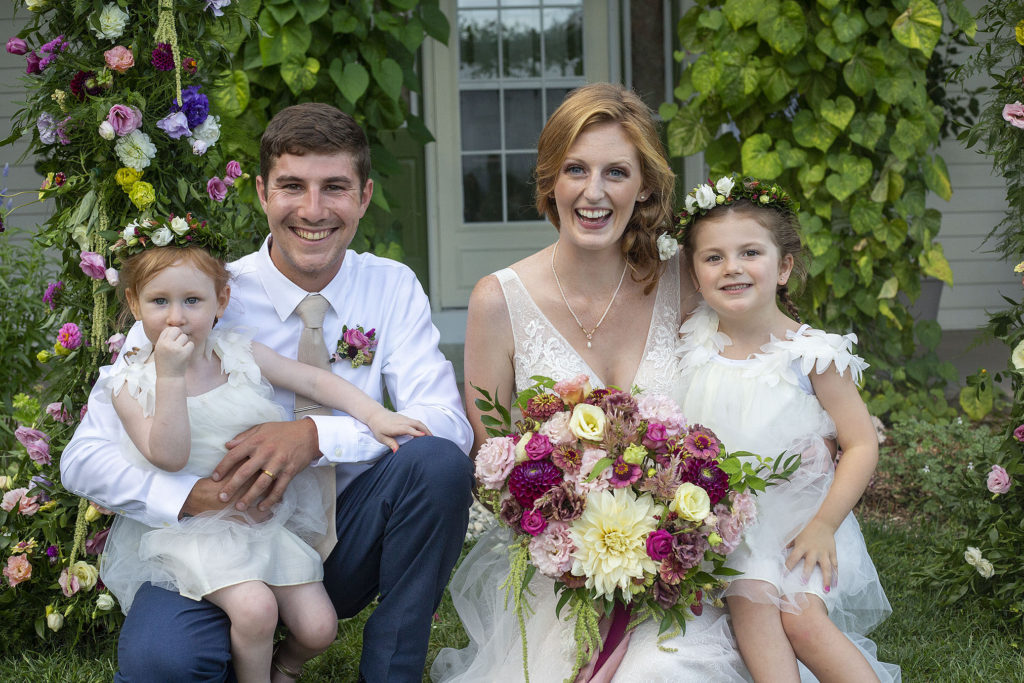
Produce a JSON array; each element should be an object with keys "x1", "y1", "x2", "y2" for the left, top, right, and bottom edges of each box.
[
  {"x1": 0, "y1": 0, "x2": 263, "y2": 652},
  {"x1": 661, "y1": 0, "x2": 976, "y2": 421},
  {"x1": 209, "y1": 0, "x2": 450, "y2": 259},
  {"x1": 473, "y1": 376, "x2": 799, "y2": 682}
]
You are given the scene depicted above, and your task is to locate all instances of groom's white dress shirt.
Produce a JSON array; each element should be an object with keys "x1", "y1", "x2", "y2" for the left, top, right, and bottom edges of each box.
[{"x1": 60, "y1": 238, "x2": 473, "y2": 528}]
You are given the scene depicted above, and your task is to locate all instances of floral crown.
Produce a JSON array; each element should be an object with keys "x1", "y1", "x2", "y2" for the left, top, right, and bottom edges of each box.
[
  {"x1": 655, "y1": 174, "x2": 798, "y2": 261},
  {"x1": 109, "y1": 212, "x2": 228, "y2": 263}
]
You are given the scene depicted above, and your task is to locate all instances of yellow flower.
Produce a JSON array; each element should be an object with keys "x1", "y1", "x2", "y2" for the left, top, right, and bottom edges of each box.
[
  {"x1": 1012, "y1": 340, "x2": 1024, "y2": 371},
  {"x1": 1017, "y1": 20, "x2": 1024, "y2": 46},
  {"x1": 1015, "y1": 261, "x2": 1024, "y2": 274},
  {"x1": 53, "y1": 342, "x2": 70, "y2": 356},
  {"x1": 115, "y1": 166, "x2": 142, "y2": 192},
  {"x1": 670, "y1": 482, "x2": 711, "y2": 522},
  {"x1": 128, "y1": 181, "x2": 155, "y2": 210},
  {"x1": 37, "y1": 501, "x2": 57, "y2": 512},
  {"x1": 84, "y1": 504, "x2": 102, "y2": 523},
  {"x1": 70, "y1": 561, "x2": 99, "y2": 591},
  {"x1": 568, "y1": 488, "x2": 660, "y2": 600},
  {"x1": 36, "y1": 350, "x2": 51, "y2": 363},
  {"x1": 622, "y1": 443, "x2": 647, "y2": 466},
  {"x1": 569, "y1": 403, "x2": 606, "y2": 441}
]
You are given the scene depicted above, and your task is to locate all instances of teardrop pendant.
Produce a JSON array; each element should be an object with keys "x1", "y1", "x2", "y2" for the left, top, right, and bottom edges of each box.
[{"x1": 586, "y1": 340, "x2": 592, "y2": 349}]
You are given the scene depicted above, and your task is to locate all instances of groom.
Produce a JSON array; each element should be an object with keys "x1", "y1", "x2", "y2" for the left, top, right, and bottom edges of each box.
[{"x1": 61, "y1": 103, "x2": 475, "y2": 682}]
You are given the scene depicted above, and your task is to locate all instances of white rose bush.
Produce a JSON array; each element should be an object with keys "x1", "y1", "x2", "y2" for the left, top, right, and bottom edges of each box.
[{"x1": 471, "y1": 375, "x2": 799, "y2": 680}]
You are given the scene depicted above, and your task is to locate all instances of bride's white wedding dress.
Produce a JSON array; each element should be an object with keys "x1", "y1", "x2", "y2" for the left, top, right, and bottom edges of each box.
[{"x1": 432, "y1": 256, "x2": 751, "y2": 682}]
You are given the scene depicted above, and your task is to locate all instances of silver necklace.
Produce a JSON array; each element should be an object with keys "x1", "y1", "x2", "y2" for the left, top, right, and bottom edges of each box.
[{"x1": 550, "y1": 243, "x2": 628, "y2": 349}]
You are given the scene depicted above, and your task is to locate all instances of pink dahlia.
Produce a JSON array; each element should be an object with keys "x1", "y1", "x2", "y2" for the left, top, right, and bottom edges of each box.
[
  {"x1": 508, "y1": 460, "x2": 562, "y2": 508},
  {"x1": 523, "y1": 392, "x2": 565, "y2": 420},
  {"x1": 57, "y1": 322, "x2": 82, "y2": 350},
  {"x1": 682, "y1": 425, "x2": 720, "y2": 459},
  {"x1": 678, "y1": 457, "x2": 729, "y2": 504}
]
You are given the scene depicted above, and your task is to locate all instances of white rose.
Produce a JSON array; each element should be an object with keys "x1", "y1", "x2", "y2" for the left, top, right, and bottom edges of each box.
[
  {"x1": 46, "y1": 611, "x2": 64, "y2": 632},
  {"x1": 96, "y1": 593, "x2": 116, "y2": 611},
  {"x1": 976, "y1": 559, "x2": 995, "y2": 579},
  {"x1": 25, "y1": 0, "x2": 49, "y2": 10},
  {"x1": 92, "y1": 3, "x2": 129, "y2": 40},
  {"x1": 1012, "y1": 340, "x2": 1024, "y2": 370},
  {"x1": 670, "y1": 482, "x2": 711, "y2": 522},
  {"x1": 70, "y1": 561, "x2": 99, "y2": 591},
  {"x1": 684, "y1": 195, "x2": 698, "y2": 213},
  {"x1": 121, "y1": 222, "x2": 139, "y2": 246},
  {"x1": 714, "y1": 176, "x2": 735, "y2": 197},
  {"x1": 115, "y1": 130, "x2": 157, "y2": 171},
  {"x1": 98, "y1": 121, "x2": 115, "y2": 140},
  {"x1": 169, "y1": 216, "x2": 190, "y2": 235},
  {"x1": 657, "y1": 233, "x2": 678, "y2": 261},
  {"x1": 964, "y1": 546, "x2": 983, "y2": 566},
  {"x1": 191, "y1": 115, "x2": 221, "y2": 156},
  {"x1": 569, "y1": 403, "x2": 606, "y2": 442},
  {"x1": 695, "y1": 184, "x2": 717, "y2": 210},
  {"x1": 150, "y1": 226, "x2": 174, "y2": 247}
]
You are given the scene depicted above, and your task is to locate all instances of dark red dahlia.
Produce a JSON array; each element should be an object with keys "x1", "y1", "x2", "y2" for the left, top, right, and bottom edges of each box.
[
  {"x1": 507, "y1": 459, "x2": 562, "y2": 508},
  {"x1": 523, "y1": 393, "x2": 565, "y2": 420},
  {"x1": 678, "y1": 457, "x2": 729, "y2": 504},
  {"x1": 68, "y1": 70, "x2": 94, "y2": 100},
  {"x1": 151, "y1": 42, "x2": 175, "y2": 71}
]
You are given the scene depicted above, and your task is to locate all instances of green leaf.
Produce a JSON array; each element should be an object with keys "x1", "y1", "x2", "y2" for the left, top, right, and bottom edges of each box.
[
  {"x1": 332, "y1": 6, "x2": 360, "y2": 33},
  {"x1": 295, "y1": 0, "x2": 330, "y2": 24},
  {"x1": 690, "y1": 55, "x2": 721, "y2": 94},
  {"x1": 832, "y1": 267, "x2": 855, "y2": 296},
  {"x1": 919, "y1": 242, "x2": 953, "y2": 285},
  {"x1": 814, "y1": 28, "x2": 854, "y2": 62},
  {"x1": 877, "y1": 276, "x2": 899, "y2": 299},
  {"x1": 758, "y1": 0, "x2": 807, "y2": 55},
  {"x1": 959, "y1": 381, "x2": 993, "y2": 421},
  {"x1": 775, "y1": 139, "x2": 807, "y2": 169},
  {"x1": 848, "y1": 112, "x2": 886, "y2": 149},
  {"x1": 259, "y1": 13, "x2": 312, "y2": 67},
  {"x1": 280, "y1": 55, "x2": 319, "y2": 96},
  {"x1": 832, "y1": 9, "x2": 868, "y2": 42},
  {"x1": 760, "y1": 58, "x2": 796, "y2": 103},
  {"x1": 698, "y1": 9, "x2": 724, "y2": 30},
  {"x1": 264, "y1": 3, "x2": 298, "y2": 25},
  {"x1": 842, "y1": 57, "x2": 873, "y2": 96},
  {"x1": 792, "y1": 110, "x2": 838, "y2": 152},
  {"x1": 667, "y1": 105, "x2": 712, "y2": 157},
  {"x1": 865, "y1": 6, "x2": 889, "y2": 27},
  {"x1": 797, "y1": 161, "x2": 826, "y2": 192},
  {"x1": 890, "y1": 118, "x2": 926, "y2": 161},
  {"x1": 915, "y1": 319, "x2": 942, "y2": 350},
  {"x1": 741, "y1": 133, "x2": 783, "y2": 179},
  {"x1": 922, "y1": 154, "x2": 952, "y2": 201},
  {"x1": 819, "y1": 96, "x2": 855, "y2": 130},
  {"x1": 706, "y1": 133, "x2": 741, "y2": 171},
  {"x1": 332, "y1": 60, "x2": 370, "y2": 105},
  {"x1": 723, "y1": 0, "x2": 760, "y2": 29},
  {"x1": 891, "y1": 0, "x2": 943, "y2": 58},
  {"x1": 944, "y1": 0, "x2": 976, "y2": 39},
  {"x1": 209, "y1": 70, "x2": 250, "y2": 118},
  {"x1": 805, "y1": 229, "x2": 833, "y2": 257},
  {"x1": 851, "y1": 198, "x2": 882, "y2": 235},
  {"x1": 816, "y1": 0, "x2": 841, "y2": 9},
  {"x1": 373, "y1": 58, "x2": 404, "y2": 101},
  {"x1": 876, "y1": 67, "x2": 914, "y2": 105},
  {"x1": 420, "y1": 2, "x2": 451, "y2": 43},
  {"x1": 824, "y1": 153, "x2": 872, "y2": 201}
]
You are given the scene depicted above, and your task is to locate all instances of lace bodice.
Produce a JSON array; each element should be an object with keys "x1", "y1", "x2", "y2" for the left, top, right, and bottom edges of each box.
[{"x1": 495, "y1": 254, "x2": 681, "y2": 394}]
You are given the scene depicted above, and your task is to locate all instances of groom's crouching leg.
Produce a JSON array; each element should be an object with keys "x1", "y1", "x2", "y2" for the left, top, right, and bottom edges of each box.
[
  {"x1": 325, "y1": 436, "x2": 473, "y2": 683},
  {"x1": 115, "y1": 583, "x2": 234, "y2": 682}
]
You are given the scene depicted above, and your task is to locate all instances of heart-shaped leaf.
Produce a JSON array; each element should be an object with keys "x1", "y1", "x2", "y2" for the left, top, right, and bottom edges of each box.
[
  {"x1": 666, "y1": 105, "x2": 712, "y2": 157},
  {"x1": 741, "y1": 133, "x2": 783, "y2": 179},
  {"x1": 724, "y1": 0, "x2": 760, "y2": 29},
  {"x1": 919, "y1": 242, "x2": 953, "y2": 284},
  {"x1": 850, "y1": 198, "x2": 882, "y2": 235},
  {"x1": 922, "y1": 153, "x2": 952, "y2": 200},
  {"x1": 819, "y1": 96, "x2": 855, "y2": 130},
  {"x1": 833, "y1": 9, "x2": 868, "y2": 42},
  {"x1": 373, "y1": 57, "x2": 404, "y2": 101},
  {"x1": 209, "y1": 69, "x2": 250, "y2": 118},
  {"x1": 891, "y1": 0, "x2": 943, "y2": 58},
  {"x1": 758, "y1": 0, "x2": 806, "y2": 55},
  {"x1": 792, "y1": 110, "x2": 838, "y2": 152},
  {"x1": 332, "y1": 60, "x2": 369, "y2": 105},
  {"x1": 848, "y1": 112, "x2": 885, "y2": 149}
]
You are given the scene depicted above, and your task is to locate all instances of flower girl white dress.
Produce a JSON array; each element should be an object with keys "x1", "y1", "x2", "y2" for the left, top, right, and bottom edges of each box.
[
  {"x1": 99, "y1": 327, "x2": 329, "y2": 614},
  {"x1": 673, "y1": 302, "x2": 900, "y2": 682}
]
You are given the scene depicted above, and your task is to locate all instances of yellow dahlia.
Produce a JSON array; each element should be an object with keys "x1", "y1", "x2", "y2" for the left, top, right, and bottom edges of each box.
[{"x1": 569, "y1": 488, "x2": 660, "y2": 600}]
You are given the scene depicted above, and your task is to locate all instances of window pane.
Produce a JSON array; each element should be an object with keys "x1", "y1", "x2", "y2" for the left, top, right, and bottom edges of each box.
[
  {"x1": 543, "y1": 7, "x2": 583, "y2": 77},
  {"x1": 506, "y1": 153, "x2": 539, "y2": 222},
  {"x1": 503, "y1": 89, "x2": 543, "y2": 150},
  {"x1": 458, "y1": 0, "x2": 498, "y2": 7},
  {"x1": 502, "y1": 9, "x2": 541, "y2": 78},
  {"x1": 463, "y1": 154, "x2": 503, "y2": 223},
  {"x1": 459, "y1": 10, "x2": 499, "y2": 80},
  {"x1": 461, "y1": 90, "x2": 501, "y2": 151},
  {"x1": 545, "y1": 87, "x2": 574, "y2": 120}
]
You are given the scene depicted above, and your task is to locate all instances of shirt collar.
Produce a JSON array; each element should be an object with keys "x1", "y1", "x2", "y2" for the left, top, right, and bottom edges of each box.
[{"x1": 255, "y1": 237, "x2": 353, "y2": 322}]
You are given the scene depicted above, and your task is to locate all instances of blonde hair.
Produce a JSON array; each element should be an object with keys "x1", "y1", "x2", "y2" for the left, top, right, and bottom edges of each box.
[
  {"x1": 118, "y1": 246, "x2": 230, "y2": 326},
  {"x1": 535, "y1": 83, "x2": 675, "y2": 292}
]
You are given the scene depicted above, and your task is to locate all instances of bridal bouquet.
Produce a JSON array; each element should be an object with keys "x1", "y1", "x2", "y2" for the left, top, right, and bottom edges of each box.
[{"x1": 473, "y1": 375, "x2": 798, "y2": 680}]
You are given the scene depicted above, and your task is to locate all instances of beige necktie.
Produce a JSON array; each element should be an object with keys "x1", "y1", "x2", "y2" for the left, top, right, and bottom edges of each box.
[{"x1": 292, "y1": 293, "x2": 338, "y2": 559}]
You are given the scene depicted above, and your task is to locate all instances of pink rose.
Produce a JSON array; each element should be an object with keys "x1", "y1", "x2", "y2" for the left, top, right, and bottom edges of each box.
[
  {"x1": 646, "y1": 529, "x2": 674, "y2": 561},
  {"x1": 343, "y1": 327, "x2": 371, "y2": 349},
  {"x1": 15, "y1": 426, "x2": 51, "y2": 465},
  {"x1": 474, "y1": 436, "x2": 516, "y2": 490},
  {"x1": 3, "y1": 554, "x2": 31, "y2": 587},
  {"x1": 987, "y1": 465, "x2": 1012, "y2": 494},
  {"x1": 225, "y1": 160, "x2": 242, "y2": 180},
  {"x1": 106, "y1": 104, "x2": 143, "y2": 136},
  {"x1": 520, "y1": 508, "x2": 547, "y2": 536},
  {"x1": 643, "y1": 422, "x2": 669, "y2": 452},
  {"x1": 553, "y1": 374, "x2": 591, "y2": 405},
  {"x1": 206, "y1": 176, "x2": 228, "y2": 202},
  {"x1": 103, "y1": 45, "x2": 134, "y2": 73},
  {"x1": 6, "y1": 37, "x2": 27, "y2": 55},
  {"x1": 46, "y1": 402, "x2": 73, "y2": 423},
  {"x1": 79, "y1": 251, "x2": 107, "y2": 279},
  {"x1": 524, "y1": 433, "x2": 554, "y2": 461},
  {"x1": 528, "y1": 521, "x2": 574, "y2": 577},
  {"x1": 59, "y1": 567, "x2": 80, "y2": 597},
  {"x1": 730, "y1": 491, "x2": 757, "y2": 525},
  {"x1": 1014, "y1": 424, "x2": 1024, "y2": 443},
  {"x1": 1003, "y1": 102, "x2": 1024, "y2": 129}
]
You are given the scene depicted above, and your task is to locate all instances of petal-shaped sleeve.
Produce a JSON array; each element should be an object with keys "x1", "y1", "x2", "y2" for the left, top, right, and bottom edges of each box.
[
  {"x1": 676, "y1": 303, "x2": 732, "y2": 376},
  {"x1": 208, "y1": 327, "x2": 264, "y2": 389},
  {"x1": 776, "y1": 326, "x2": 868, "y2": 385},
  {"x1": 100, "y1": 343, "x2": 158, "y2": 417}
]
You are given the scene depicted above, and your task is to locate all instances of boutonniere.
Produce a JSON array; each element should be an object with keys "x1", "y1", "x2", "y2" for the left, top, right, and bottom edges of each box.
[{"x1": 332, "y1": 325, "x2": 377, "y2": 368}]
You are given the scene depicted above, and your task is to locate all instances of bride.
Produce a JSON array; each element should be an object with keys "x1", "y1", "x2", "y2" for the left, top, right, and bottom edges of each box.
[{"x1": 431, "y1": 83, "x2": 751, "y2": 682}]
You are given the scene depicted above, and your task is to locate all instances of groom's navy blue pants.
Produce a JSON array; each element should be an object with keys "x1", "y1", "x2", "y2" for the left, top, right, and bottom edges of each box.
[{"x1": 113, "y1": 436, "x2": 473, "y2": 683}]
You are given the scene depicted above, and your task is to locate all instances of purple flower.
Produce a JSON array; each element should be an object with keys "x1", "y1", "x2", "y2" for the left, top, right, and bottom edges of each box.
[
  {"x1": 46, "y1": 545, "x2": 58, "y2": 561},
  {"x1": 671, "y1": 531, "x2": 708, "y2": 570},
  {"x1": 608, "y1": 457, "x2": 642, "y2": 487},
  {"x1": 651, "y1": 578, "x2": 681, "y2": 609},
  {"x1": 343, "y1": 327, "x2": 372, "y2": 349},
  {"x1": 205, "y1": 0, "x2": 232, "y2": 17},
  {"x1": 57, "y1": 322, "x2": 82, "y2": 350},
  {"x1": 508, "y1": 460, "x2": 563, "y2": 508},
  {"x1": 151, "y1": 42, "x2": 175, "y2": 71},
  {"x1": 25, "y1": 50, "x2": 41, "y2": 75},
  {"x1": 170, "y1": 85, "x2": 209, "y2": 128},
  {"x1": 987, "y1": 465, "x2": 1012, "y2": 494},
  {"x1": 225, "y1": 160, "x2": 242, "y2": 180},
  {"x1": 206, "y1": 177, "x2": 227, "y2": 202},
  {"x1": 646, "y1": 529, "x2": 674, "y2": 561},
  {"x1": 643, "y1": 422, "x2": 669, "y2": 452},
  {"x1": 520, "y1": 508, "x2": 547, "y2": 536},
  {"x1": 43, "y1": 280, "x2": 63, "y2": 309},
  {"x1": 46, "y1": 402, "x2": 72, "y2": 423},
  {"x1": 37, "y1": 112, "x2": 57, "y2": 144},
  {"x1": 15, "y1": 426, "x2": 51, "y2": 465},
  {"x1": 524, "y1": 433, "x2": 554, "y2": 461},
  {"x1": 499, "y1": 495, "x2": 524, "y2": 527},
  {"x1": 682, "y1": 425, "x2": 720, "y2": 459},
  {"x1": 85, "y1": 528, "x2": 109, "y2": 556},
  {"x1": 678, "y1": 457, "x2": 729, "y2": 505},
  {"x1": 40, "y1": 35, "x2": 67, "y2": 54},
  {"x1": 156, "y1": 111, "x2": 191, "y2": 139},
  {"x1": 1014, "y1": 424, "x2": 1024, "y2": 443},
  {"x1": 29, "y1": 475, "x2": 52, "y2": 503},
  {"x1": 6, "y1": 37, "x2": 27, "y2": 55},
  {"x1": 79, "y1": 251, "x2": 107, "y2": 279},
  {"x1": 106, "y1": 104, "x2": 143, "y2": 136}
]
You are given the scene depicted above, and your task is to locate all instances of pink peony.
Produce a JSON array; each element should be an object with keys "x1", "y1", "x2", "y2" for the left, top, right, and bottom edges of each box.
[
  {"x1": 553, "y1": 374, "x2": 591, "y2": 405},
  {"x1": 987, "y1": 465, "x2": 1012, "y2": 494},
  {"x1": 57, "y1": 322, "x2": 82, "y2": 351},
  {"x1": 636, "y1": 394, "x2": 687, "y2": 436},
  {"x1": 524, "y1": 433, "x2": 554, "y2": 461},
  {"x1": 15, "y1": 426, "x2": 51, "y2": 465},
  {"x1": 520, "y1": 508, "x2": 547, "y2": 536},
  {"x1": 3, "y1": 554, "x2": 31, "y2": 587},
  {"x1": 206, "y1": 176, "x2": 228, "y2": 202},
  {"x1": 6, "y1": 37, "x2": 27, "y2": 55},
  {"x1": 106, "y1": 104, "x2": 142, "y2": 136},
  {"x1": 103, "y1": 45, "x2": 134, "y2": 72},
  {"x1": 528, "y1": 521, "x2": 575, "y2": 577},
  {"x1": 58, "y1": 567, "x2": 80, "y2": 597},
  {"x1": 474, "y1": 436, "x2": 516, "y2": 490},
  {"x1": 1003, "y1": 102, "x2": 1024, "y2": 129},
  {"x1": 646, "y1": 529, "x2": 674, "y2": 561},
  {"x1": 538, "y1": 411, "x2": 574, "y2": 445},
  {"x1": 79, "y1": 251, "x2": 107, "y2": 279}
]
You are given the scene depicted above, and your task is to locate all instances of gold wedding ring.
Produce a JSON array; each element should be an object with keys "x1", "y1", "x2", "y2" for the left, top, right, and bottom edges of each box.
[{"x1": 262, "y1": 469, "x2": 275, "y2": 478}]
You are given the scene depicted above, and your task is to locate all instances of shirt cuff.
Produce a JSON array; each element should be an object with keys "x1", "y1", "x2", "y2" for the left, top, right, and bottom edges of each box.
[{"x1": 142, "y1": 473, "x2": 200, "y2": 528}]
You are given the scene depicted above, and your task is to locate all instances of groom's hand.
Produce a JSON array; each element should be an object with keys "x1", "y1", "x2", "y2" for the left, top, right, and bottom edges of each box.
[
  {"x1": 214, "y1": 419, "x2": 321, "y2": 512},
  {"x1": 178, "y1": 461, "x2": 271, "y2": 522}
]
